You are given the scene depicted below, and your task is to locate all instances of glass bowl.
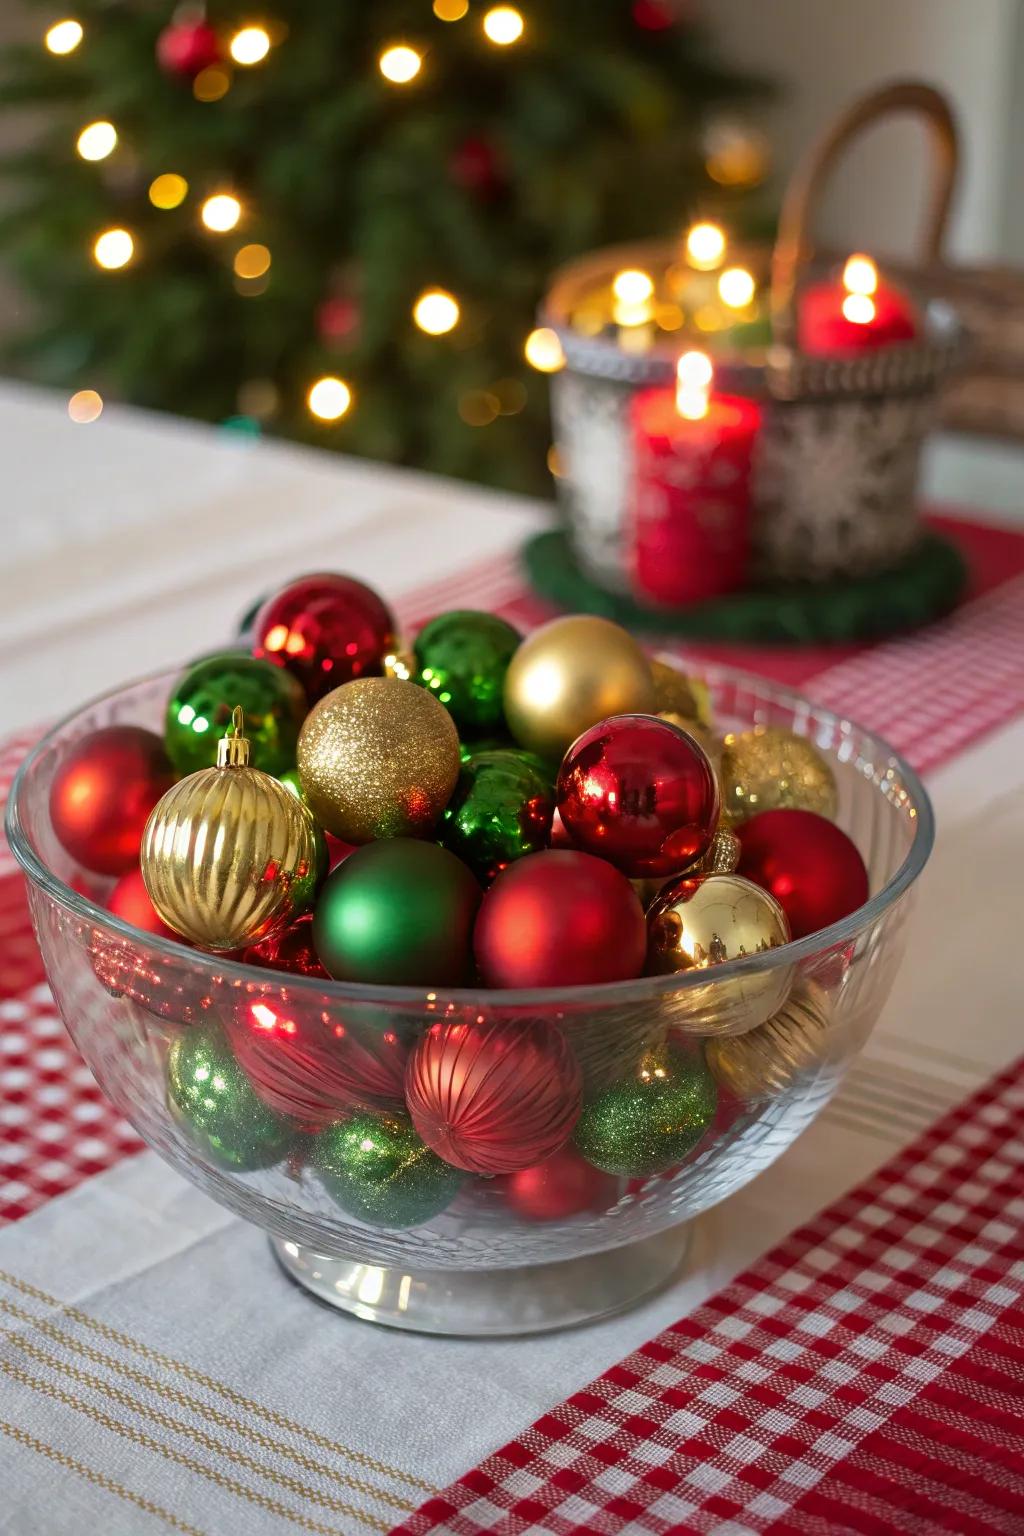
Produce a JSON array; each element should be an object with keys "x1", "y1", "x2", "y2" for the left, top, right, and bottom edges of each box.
[{"x1": 7, "y1": 666, "x2": 932, "y2": 1336}]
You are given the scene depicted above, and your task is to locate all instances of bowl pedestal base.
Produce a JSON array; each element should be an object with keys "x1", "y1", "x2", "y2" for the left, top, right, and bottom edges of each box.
[{"x1": 270, "y1": 1225, "x2": 691, "y2": 1337}]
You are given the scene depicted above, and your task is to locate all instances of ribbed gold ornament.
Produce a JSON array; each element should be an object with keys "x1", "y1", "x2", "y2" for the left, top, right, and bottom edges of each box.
[
  {"x1": 705, "y1": 981, "x2": 832, "y2": 1100},
  {"x1": 141, "y1": 707, "x2": 318, "y2": 951},
  {"x1": 720, "y1": 726, "x2": 837, "y2": 825}
]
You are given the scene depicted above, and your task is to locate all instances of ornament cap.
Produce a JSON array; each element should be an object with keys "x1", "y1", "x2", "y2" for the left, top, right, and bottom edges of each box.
[{"x1": 216, "y1": 706, "x2": 251, "y2": 768}]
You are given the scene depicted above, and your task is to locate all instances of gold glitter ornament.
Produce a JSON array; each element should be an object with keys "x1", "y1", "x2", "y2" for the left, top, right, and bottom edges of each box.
[
  {"x1": 141, "y1": 708, "x2": 318, "y2": 952},
  {"x1": 503, "y1": 614, "x2": 655, "y2": 760},
  {"x1": 720, "y1": 726, "x2": 837, "y2": 825},
  {"x1": 650, "y1": 660, "x2": 713, "y2": 729},
  {"x1": 705, "y1": 981, "x2": 832, "y2": 1100},
  {"x1": 297, "y1": 676, "x2": 460, "y2": 842},
  {"x1": 686, "y1": 824, "x2": 741, "y2": 877}
]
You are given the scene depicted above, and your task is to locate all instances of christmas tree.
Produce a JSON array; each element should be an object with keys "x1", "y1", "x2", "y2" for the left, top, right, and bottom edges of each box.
[{"x1": 0, "y1": 3, "x2": 766, "y2": 494}]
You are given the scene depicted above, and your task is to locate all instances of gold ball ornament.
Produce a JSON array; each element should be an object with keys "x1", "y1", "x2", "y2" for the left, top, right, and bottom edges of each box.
[
  {"x1": 705, "y1": 981, "x2": 832, "y2": 1100},
  {"x1": 720, "y1": 726, "x2": 837, "y2": 825},
  {"x1": 650, "y1": 660, "x2": 713, "y2": 730},
  {"x1": 503, "y1": 615, "x2": 655, "y2": 760},
  {"x1": 297, "y1": 677, "x2": 460, "y2": 842},
  {"x1": 141, "y1": 708, "x2": 318, "y2": 952},
  {"x1": 646, "y1": 872, "x2": 793, "y2": 1035}
]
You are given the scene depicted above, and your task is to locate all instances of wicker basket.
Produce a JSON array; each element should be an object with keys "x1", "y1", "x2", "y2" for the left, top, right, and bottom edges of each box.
[{"x1": 542, "y1": 81, "x2": 966, "y2": 589}]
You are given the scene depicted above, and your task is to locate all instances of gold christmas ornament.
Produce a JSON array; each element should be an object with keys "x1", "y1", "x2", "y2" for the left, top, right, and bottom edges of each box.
[
  {"x1": 141, "y1": 707, "x2": 318, "y2": 952},
  {"x1": 503, "y1": 614, "x2": 655, "y2": 760},
  {"x1": 646, "y1": 872, "x2": 792, "y2": 1033},
  {"x1": 705, "y1": 981, "x2": 832, "y2": 1100},
  {"x1": 297, "y1": 676, "x2": 460, "y2": 842},
  {"x1": 658, "y1": 712, "x2": 721, "y2": 773},
  {"x1": 650, "y1": 659, "x2": 713, "y2": 730},
  {"x1": 383, "y1": 646, "x2": 416, "y2": 682},
  {"x1": 686, "y1": 824, "x2": 741, "y2": 877},
  {"x1": 720, "y1": 726, "x2": 837, "y2": 825}
]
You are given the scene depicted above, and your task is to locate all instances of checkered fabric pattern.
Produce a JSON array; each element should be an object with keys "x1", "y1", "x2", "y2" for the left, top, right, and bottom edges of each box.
[{"x1": 395, "y1": 1055, "x2": 1024, "y2": 1536}]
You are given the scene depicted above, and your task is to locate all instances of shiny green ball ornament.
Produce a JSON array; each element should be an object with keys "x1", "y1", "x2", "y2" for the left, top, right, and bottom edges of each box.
[
  {"x1": 310, "y1": 1111, "x2": 463, "y2": 1228},
  {"x1": 439, "y1": 749, "x2": 554, "y2": 884},
  {"x1": 313, "y1": 838, "x2": 481, "y2": 985},
  {"x1": 165, "y1": 652, "x2": 305, "y2": 778},
  {"x1": 574, "y1": 1041, "x2": 717, "y2": 1177},
  {"x1": 166, "y1": 1025, "x2": 292, "y2": 1172},
  {"x1": 413, "y1": 610, "x2": 521, "y2": 736}
]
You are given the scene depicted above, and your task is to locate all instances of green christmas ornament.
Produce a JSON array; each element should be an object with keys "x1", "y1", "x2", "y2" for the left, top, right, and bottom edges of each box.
[
  {"x1": 166, "y1": 652, "x2": 305, "y2": 778},
  {"x1": 310, "y1": 1110, "x2": 463, "y2": 1228},
  {"x1": 312, "y1": 838, "x2": 481, "y2": 985},
  {"x1": 166, "y1": 1025, "x2": 293, "y2": 1172},
  {"x1": 413, "y1": 610, "x2": 521, "y2": 736},
  {"x1": 460, "y1": 735, "x2": 507, "y2": 765},
  {"x1": 575, "y1": 1041, "x2": 717, "y2": 1177},
  {"x1": 439, "y1": 749, "x2": 554, "y2": 884},
  {"x1": 278, "y1": 768, "x2": 329, "y2": 888}
]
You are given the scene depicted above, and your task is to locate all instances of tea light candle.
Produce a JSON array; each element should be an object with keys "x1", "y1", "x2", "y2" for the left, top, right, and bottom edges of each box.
[
  {"x1": 798, "y1": 254, "x2": 918, "y2": 355},
  {"x1": 629, "y1": 351, "x2": 759, "y2": 607}
]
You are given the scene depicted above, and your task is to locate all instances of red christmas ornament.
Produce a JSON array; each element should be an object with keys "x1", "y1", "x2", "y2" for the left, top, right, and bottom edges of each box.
[
  {"x1": 737, "y1": 809, "x2": 869, "y2": 941},
  {"x1": 499, "y1": 1147, "x2": 620, "y2": 1222},
  {"x1": 242, "y1": 913, "x2": 328, "y2": 980},
  {"x1": 156, "y1": 18, "x2": 222, "y2": 78},
  {"x1": 252, "y1": 572, "x2": 396, "y2": 704},
  {"x1": 449, "y1": 136, "x2": 505, "y2": 199},
  {"x1": 107, "y1": 865, "x2": 177, "y2": 940},
  {"x1": 556, "y1": 714, "x2": 719, "y2": 879},
  {"x1": 632, "y1": 0, "x2": 676, "y2": 29},
  {"x1": 474, "y1": 850, "x2": 647, "y2": 988},
  {"x1": 325, "y1": 834, "x2": 355, "y2": 874},
  {"x1": 91, "y1": 867, "x2": 218, "y2": 1025},
  {"x1": 49, "y1": 726, "x2": 174, "y2": 877},
  {"x1": 227, "y1": 992, "x2": 409, "y2": 1129},
  {"x1": 317, "y1": 296, "x2": 360, "y2": 345},
  {"x1": 405, "y1": 1016, "x2": 583, "y2": 1176}
]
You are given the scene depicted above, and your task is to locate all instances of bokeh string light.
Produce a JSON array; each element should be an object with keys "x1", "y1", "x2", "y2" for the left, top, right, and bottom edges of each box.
[
  {"x1": 483, "y1": 6, "x2": 525, "y2": 44},
  {"x1": 201, "y1": 193, "x2": 242, "y2": 233},
  {"x1": 193, "y1": 66, "x2": 231, "y2": 102},
  {"x1": 67, "y1": 388, "x2": 103, "y2": 423},
  {"x1": 149, "y1": 173, "x2": 188, "y2": 210},
  {"x1": 229, "y1": 26, "x2": 271, "y2": 65},
  {"x1": 413, "y1": 289, "x2": 460, "y2": 335},
  {"x1": 45, "y1": 18, "x2": 82, "y2": 54},
  {"x1": 685, "y1": 221, "x2": 726, "y2": 271},
  {"x1": 524, "y1": 327, "x2": 564, "y2": 372},
  {"x1": 718, "y1": 266, "x2": 756, "y2": 310},
  {"x1": 379, "y1": 45, "x2": 422, "y2": 83},
  {"x1": 93, "y1": 228, "x2": 134, "y2": 269},
  {"x1": 307, "y1": 376, "x2": 353, "y2": 421},
  {"x1": 234, "y1": 243, "x2": 271, "y2": 279},
  {"x1": 433, "y1": 0, "x2": 469, "y2": 17},
  {"x1": 76, "y1": 121, "x2": 117, "y2": 161}
]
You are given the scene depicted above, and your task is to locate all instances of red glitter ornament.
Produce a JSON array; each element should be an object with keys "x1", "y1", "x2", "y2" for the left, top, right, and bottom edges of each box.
[
  {"x1": 556, "y1": 714, "x2": 719, "y2": 879},
  {"x1": 737, "y1": 809, "x2": 869, "y2": 940},
  {"x1": 49, "y1": 726, "x2": 174, "y2": 877},
  {"x1": 405, "y1": 1016, "x2": 583, "y2": 1176},
  {"x1": 228, "y1": 992, "x2": 409, "y2": 1129},
  {"x1": 473, "y1": 850, "x2": 647, "y2": 989},
  {"x1": 499, "y1": 1146, "x2": 621, "y2": 1222},
  {"x1": 242, "y1": 913, "x2": 328, "y2": 980},
  {"x1": 252, "y1": 572, "x2": 395, "y2": 704},
  {"x1": 156, "y1": 18, "x2": 222, "y2": 78}
]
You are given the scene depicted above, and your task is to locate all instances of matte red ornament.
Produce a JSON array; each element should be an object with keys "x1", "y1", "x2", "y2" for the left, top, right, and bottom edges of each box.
[
  {"x1": 405, "y1": 1016, "x2": 583, "y2": 1176},
  {"x1": 474, "y1": 850, "x2": 647, "y2": 989},
  {"x1": 737, "y1": 808, "x2": 869, "y2": 940},
  {"x1": 49, "y1": 726, "x2": 174, "y2": 876},
  {"x1": 91, "y1": 867, "x2": 217, "y2": 1025},
  {"x1": 107, "y1": 866, "x2": 177, "y2": 940},
  {"x1": 499, "y1": 1147, "x2": 620, "y2": 1222},
  {"x1": 252, "y1": 572, "x2": 396, "y2": 704},
  {"x1": 156, "y1": 19, "x2": 222, "y2": 77},
  {"x1": 242, "y1": 913, "x2": 328, "y2": 980},
  {"x1": 227, "y1": 992, "x2": 409, "y2": 1130},
  {"x1": 556, "y1": 714, "x2": 719, "y2": 878}
]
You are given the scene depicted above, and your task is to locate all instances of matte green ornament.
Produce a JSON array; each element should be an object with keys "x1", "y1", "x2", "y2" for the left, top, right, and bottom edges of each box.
[
  {"x1": 575, "y1": 1041, "x2": 717, "y2": 1177},
  {"x1": 310, "y1": 1110, "x2": 463, "y2": 1227},
  {"x1": 166, "y1": 1025, "x2": 293, "y2": 1172},
  {"x1": 312, "y1": 838, "x2": 481, "y2": 986},
  {"x1": 439, "y1": 749, "x2": 554, "y2": 884},
  {"x1": 413, "y1": 610, "x2": 521, "y2": 735},
  {"x1": 166, "y1": 652, "x2": 305, "y2": 778}
]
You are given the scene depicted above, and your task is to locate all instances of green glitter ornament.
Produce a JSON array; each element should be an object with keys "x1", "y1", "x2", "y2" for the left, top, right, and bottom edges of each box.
[
  {"x1": 166, "y1": 652, "x2": 305, "y2": 778},
  {"x1": 575, "y1": 1041, "x2": 717, "y2": 1177},
  {"x1": 413, "y1": 610, "x2": 521, "y2": 736},
  {"x1": 310, "y1": 1110, "x2": 463, "y2": 1228},
  {"x1": 166, "y1": 1025, "x2": 293, "y2": 1172},
  {"x1": 439, "y1": 749, "x2": 554, "y2": 884}
]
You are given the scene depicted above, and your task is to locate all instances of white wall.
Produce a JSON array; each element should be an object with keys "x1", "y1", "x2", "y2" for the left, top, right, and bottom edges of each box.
[{"x1": 707, "y1": 0, "x2": 1021, "y2": 264}]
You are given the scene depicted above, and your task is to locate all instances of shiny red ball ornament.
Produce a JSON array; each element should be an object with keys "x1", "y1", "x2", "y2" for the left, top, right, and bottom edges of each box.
[
  {"x1": 242, "y1": 913, "x2": 328, "y2": 980},
  {"x1": 474, "y1": 850, "x2": 647, "y2": 989},
  {"x1": 499, "y1": 1147, "x2": 620, "y2": 1222},
  {"x1": 556, "y1": 714, "x2": 719, "y2": 879},
  {"x1": 156, "y1": 19, "x2": 221, "y2": 77},
  {"x1": 252, "y1": 572, "x2": 396, "y2": 704},
  {"x1": 227, "y1": 993, "x2": 409, "y2": 1130},
  {"x1": 405, "y1": 1016, "x2": 583, "y2": 1176},
  {"x1": 737, "y1": 809, "x2": 869, "y2": 940},
  {"x1": 49, "y1": 726, "x2": 174, "y2": 876}
]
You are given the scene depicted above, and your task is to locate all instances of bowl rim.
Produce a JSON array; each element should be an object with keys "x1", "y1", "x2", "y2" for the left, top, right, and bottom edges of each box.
[{"x1": 5, "y1": 660, "x2": 935, "y2": 1010}]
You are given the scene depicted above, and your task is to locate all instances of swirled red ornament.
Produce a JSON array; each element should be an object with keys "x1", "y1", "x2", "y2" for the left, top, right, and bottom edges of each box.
[{"x1": 405, "y1": 1016, "x2": 583, "y2": 1176}]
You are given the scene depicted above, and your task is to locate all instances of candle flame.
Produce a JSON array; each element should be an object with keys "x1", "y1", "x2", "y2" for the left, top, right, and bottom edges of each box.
[
  {"x1": 676, "y1": 349, "x2": 712, "y2": 420},
  {"x1": 843, "y1": 254, "x2": 878, "y2": 296},
  {"x1": 841, "y1": 292, "x2": 876, "y2": 325}
]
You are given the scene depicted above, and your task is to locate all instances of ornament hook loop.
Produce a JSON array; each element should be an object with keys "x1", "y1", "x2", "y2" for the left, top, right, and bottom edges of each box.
[{"x1": 216, "y1": 706, "x2": 251, "y2": 768}]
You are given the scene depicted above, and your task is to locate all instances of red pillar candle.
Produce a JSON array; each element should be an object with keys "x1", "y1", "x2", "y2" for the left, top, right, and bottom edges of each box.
[
  {"x1": 798, "y1": 254, "x2": 918, "y2": 355},
  {"x1": 629, "y1": 353, "x2": 760, "y2": 607}
]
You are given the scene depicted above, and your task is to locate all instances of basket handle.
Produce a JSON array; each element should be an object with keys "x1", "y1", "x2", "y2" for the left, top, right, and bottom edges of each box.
[{"x1": 771, "y1": 80, "x2": 960, "y2": 349}]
